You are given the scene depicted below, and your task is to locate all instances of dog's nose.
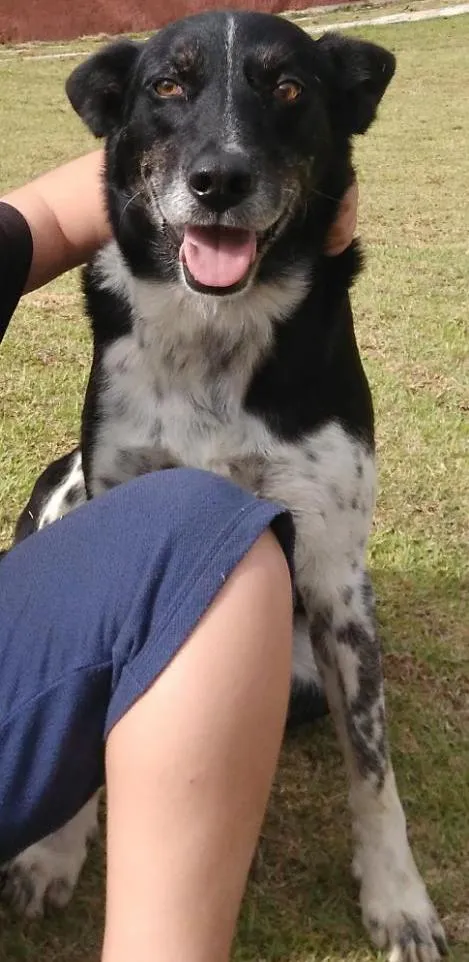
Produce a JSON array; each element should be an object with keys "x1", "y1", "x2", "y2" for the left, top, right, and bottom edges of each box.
[{"x1": 188, "y1": 152, "x2": 253, "y2": 212}]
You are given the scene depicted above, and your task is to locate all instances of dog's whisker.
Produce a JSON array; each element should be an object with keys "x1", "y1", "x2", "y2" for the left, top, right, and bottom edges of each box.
[
  {"x1": 119, "y1": 188, "x2": 145, "y2": 225},
  {"x1": 310, "y1": 187, "x2": 341, "y2": 203}
]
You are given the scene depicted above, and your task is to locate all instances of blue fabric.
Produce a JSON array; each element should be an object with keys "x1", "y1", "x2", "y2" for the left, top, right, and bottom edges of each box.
[{"x1": 0, "y1": 468, "x2": 294, "y2": 861}]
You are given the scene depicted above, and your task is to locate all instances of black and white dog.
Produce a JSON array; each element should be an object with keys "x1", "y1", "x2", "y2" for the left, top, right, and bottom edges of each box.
[{"x1": 3, "y1": 11, "x2": 447, "y2": 960}]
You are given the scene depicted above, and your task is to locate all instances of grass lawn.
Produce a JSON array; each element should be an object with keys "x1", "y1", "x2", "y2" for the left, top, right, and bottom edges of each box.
[{"x1": 0, "y1": 10, "x2": 468, "y2": 961}]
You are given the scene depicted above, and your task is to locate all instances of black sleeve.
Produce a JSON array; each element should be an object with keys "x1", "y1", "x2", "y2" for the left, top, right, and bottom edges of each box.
[{"x1": 0, "y1": 202, "x2": 34, "y2": 346}]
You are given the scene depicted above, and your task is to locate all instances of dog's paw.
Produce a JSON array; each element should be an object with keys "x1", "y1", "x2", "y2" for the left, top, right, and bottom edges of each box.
[
  {"x1": 360, "y1": 865, "x2": 448, "y2": 961},
  {"x1": 0, "y1": 798, "x2": 98, "y2": 918},
  {"x1": 0, "y1": 842, "x2": 85, "y2": 918}
]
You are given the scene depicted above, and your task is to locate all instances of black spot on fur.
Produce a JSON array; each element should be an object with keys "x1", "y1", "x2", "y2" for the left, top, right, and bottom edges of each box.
[
  {"x1": 227, "y1": 455, "x2": 265, "y2": 492},
  {"x1": 342, "y1": 585, "x2": 354, "y2": 605},
  {"x1": 397, "y1": 919, "x2": 427, "y2": 949},
  {"x1": 340, "y1": 683, "x2": 388, "y2": 787},
  {"x1": 361, "y1": 571, "x2": 376, "y2": 620},
  {"x1": 376, "y1": 730, "x2": 387, "y2": 761},
  {"x1": 64, "y1": 484, "x2": 85, "y2": 508},
  {"x1": 309, "y1": 606, "x2": 333, "y2": 666},
  {"x1": 98, "y1": 476, "x2": 118, "y2": 491},
  {"x1": 329, "y1": 484, "x2": 345, "y2": 510},
  {"x1": 200, "y1": 330, "x2": 236, "y2": 375},
  {"x1": 377, "y1": 702, "x2": 385, "y2": 729},
  {"x1": 111, "y1": 395, "x2": 131, "y2": 419},
  {"x1": 336, "y1": 619, "x2": 387, "y2": 786},
  {"x1": 337, "y1": 620, "x2": 369, "y2": 651},
  {"x1": 117, "y1": 449, "x2": 156, "y2": 478},
  {"x1": 359, "y1": 715, "x2": 373, "y2": 740}
]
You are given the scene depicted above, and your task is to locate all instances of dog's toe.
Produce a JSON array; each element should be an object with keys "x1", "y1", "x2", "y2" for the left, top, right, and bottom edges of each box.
[
  {"x1": 0, "y1": 860, "x2": 49, "y2": 917},
  {"x1": 0, "y1": 844, "x2": 84, "y2": 917},
  {"x1": 363, "y1": 903, "x2": 448, "y2": 962},
  {"x1": 387, "y1": 916, "x2": 448, "y2": 962}
]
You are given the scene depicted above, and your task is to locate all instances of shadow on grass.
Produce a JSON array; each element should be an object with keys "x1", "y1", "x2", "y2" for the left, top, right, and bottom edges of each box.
[{"x1": 0, "y1": 568, "x2": 467, "y2": 962}]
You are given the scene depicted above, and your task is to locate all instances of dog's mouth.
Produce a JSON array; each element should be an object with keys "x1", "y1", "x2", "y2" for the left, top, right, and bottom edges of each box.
[{"x1": 179, "y1": 225, "x2": 258, "y2": 296}]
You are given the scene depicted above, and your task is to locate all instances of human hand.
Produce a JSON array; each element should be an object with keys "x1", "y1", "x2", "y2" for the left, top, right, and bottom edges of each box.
[{"x1": 325, "y1": 178, "x2": 358, "y2": 256}]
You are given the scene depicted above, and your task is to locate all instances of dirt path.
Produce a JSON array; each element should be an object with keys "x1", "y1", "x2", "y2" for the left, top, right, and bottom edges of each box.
[{"x1": 306, "y1": 2, "x2": 469, "y2": 31}]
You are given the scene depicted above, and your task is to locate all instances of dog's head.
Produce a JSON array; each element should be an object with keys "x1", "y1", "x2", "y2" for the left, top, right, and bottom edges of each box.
[{"x1": 67, "y1": 12, "x2": 395, "y2": 296}]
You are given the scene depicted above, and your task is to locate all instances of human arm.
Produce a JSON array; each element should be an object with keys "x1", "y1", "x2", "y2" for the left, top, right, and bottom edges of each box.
[
  {"x1": 0, "y1": 148, "x2": 110, "y2": 295},
  {"x1": 325, "y1": 178, "x2": 359, "y2": 256}
]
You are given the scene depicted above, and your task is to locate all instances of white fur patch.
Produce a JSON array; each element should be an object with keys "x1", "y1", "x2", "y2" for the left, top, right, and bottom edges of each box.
[
  {"x1": 338, "y1": 644, "x2": 361, "y2": 703},
  {"x1": 224, "y1": 15, "x2": 239, "y2": 150},
  {"x1": 37, "y1": 450, "x2": 85, "y2": 529}
]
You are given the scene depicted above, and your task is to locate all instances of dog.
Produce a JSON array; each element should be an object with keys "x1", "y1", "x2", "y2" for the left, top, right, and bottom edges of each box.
[{"x1": 1, "y1": 12, "x2": 447, "y2": 960}]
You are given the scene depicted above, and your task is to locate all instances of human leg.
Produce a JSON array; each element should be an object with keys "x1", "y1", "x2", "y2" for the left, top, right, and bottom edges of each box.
[
  {"x1": 0, "y1": 468, "x2": 293, "y2": 914},
  {"x1": 103, "y1": 527, "x2": 292, "y2": 962}
]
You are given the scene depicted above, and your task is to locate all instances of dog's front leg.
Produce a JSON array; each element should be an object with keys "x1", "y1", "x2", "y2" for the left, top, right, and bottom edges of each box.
[{"x1": 301, "y1": 572, "x2": 447, "y2": 962}]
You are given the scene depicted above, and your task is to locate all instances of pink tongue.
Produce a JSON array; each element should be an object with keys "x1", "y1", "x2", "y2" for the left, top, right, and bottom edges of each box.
[{"x1": 180, "y1": 225, "x2": 257, "y2": 288}]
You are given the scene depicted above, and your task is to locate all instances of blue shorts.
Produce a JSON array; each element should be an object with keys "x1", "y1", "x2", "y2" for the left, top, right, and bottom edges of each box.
[{"x1": 0, "y1": 468, "x2": 294, "y2": 862}]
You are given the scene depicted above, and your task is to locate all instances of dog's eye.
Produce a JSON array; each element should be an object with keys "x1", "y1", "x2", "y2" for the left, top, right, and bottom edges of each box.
[
  {"x1": 154, "y1": 79, "x2": 184, "y2": 98},
  {"x1": 274, "y1": 79, "x2": 303, "y2": 103}
]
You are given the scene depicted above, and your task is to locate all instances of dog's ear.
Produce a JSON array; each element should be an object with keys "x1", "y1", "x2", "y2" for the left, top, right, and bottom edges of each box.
[
  {"x1": 66, "y1": 40, "x2": 142, "y2": 138},
  {"x1": 316, "y1": 32, "x2": 395, "y2": 134}
]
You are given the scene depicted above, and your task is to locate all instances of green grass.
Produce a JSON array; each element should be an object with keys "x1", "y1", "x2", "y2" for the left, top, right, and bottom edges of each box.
[{"x1": 1, "y1": 11, "x2": 469, "y2": 961}]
